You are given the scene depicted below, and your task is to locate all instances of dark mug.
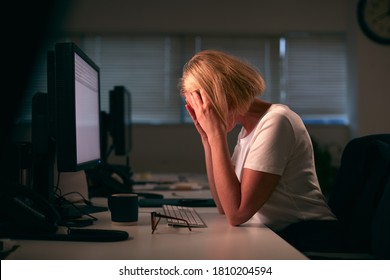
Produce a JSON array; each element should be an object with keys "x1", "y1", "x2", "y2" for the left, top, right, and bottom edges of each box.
[{"x1": 108, "y1": 193, "x2": 138, "y2": 225}]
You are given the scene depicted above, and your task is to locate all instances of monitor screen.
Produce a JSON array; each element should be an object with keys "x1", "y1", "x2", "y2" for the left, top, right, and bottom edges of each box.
[{"x1": 55, "y1": 42, "x2": 101, "y2": 172}]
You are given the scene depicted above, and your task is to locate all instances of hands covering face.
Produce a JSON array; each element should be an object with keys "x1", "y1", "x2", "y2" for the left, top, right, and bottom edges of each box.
[{"x1": 185, "y1": 90, "x2": 226, "y2": 141}]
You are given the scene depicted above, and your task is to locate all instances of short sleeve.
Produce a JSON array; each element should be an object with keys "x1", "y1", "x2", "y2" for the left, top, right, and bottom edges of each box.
[{"x1": 244, "y1": 112, "x2": 296, "y2": 175}]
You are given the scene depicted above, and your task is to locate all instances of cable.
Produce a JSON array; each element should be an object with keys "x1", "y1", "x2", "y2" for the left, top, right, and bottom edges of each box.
[{"x1": 53, "y1": 172, "x2": 98, "y2": 221}]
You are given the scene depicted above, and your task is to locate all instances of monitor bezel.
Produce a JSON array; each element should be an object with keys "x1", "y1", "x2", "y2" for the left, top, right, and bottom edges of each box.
[{"x1": 55, "y1": 42, "x2": 102, "y2": 172}]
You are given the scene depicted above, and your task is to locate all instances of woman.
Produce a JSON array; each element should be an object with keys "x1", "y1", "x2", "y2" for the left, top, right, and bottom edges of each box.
[{"x1": 180, "y1": 50, "x2": 336, "y2": 232}]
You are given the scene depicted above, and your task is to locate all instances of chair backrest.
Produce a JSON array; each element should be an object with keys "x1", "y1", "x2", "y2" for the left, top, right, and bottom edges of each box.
[
  {"x1": 327, "y1": 134, "x2": 390, "y2": 252},
  {"x1": 371, "y1": 176, "x2": 390, "y2": 259}
]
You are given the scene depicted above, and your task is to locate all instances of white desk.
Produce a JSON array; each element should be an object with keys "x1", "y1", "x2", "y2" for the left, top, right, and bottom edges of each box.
[
  {"x1": 6, "y1": 201, "x2": 307, "y2": 260},
  {"x1": 5, "y1": 172, "x2": 307, "y2": 260}
]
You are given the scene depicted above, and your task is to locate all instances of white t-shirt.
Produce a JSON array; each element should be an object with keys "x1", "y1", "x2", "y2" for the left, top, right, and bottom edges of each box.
[{"x1": 231, "y1": 104, "x2": 336, "y2": 231}]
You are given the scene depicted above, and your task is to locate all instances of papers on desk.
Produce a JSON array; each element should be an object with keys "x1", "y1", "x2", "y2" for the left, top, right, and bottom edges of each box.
[{"x1": 133, "y1": 182, "x2": 207, "y2": 191}]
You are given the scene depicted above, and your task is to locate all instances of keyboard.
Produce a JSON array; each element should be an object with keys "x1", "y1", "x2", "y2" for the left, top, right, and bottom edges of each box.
[
  {"x1": 139, "y1": 198, "x2": 216, "y2": 207},
  {"x1": 162, "y1": 204, "x2": 207, "y2": 228}
]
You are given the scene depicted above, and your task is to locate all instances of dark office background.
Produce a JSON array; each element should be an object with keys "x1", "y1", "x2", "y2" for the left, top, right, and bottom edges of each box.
[
  {"x1": 0, "y1": 1, "x2": 69, "y2": 183},
  {"x1": 4, "y1": 0, "x2": 390, "y2": 176}
]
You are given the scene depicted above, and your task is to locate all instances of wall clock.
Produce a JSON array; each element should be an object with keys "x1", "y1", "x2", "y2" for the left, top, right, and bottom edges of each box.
[{"x1": 357, "y1": 0, "x2": 390, "y2": 45}]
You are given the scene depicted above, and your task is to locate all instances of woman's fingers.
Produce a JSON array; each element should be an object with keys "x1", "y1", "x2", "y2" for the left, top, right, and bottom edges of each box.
[
  {"x1": 186, "y1": 104, "x2": 207, "y2": 137},
  {"x1": 185, "y1": 104, "x2": 197, "y2": 121},
  {"x1": 191, "y1": 90, "x2": 205, "y2": 107}
]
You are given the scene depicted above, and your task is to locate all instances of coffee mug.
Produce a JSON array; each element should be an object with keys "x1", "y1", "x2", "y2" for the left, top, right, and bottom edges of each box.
[{"x1": 108, "y1": 193, "x2": 138, "y2": 225}]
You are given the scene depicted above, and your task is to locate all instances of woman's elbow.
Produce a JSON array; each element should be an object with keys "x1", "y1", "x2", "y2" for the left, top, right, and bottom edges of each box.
[
  {"x1": 228, "y1": 220, "x2": 242, "y2": 227},
  {"x1": 226, "y1": 215, "x2": 248, "y2": 226}
]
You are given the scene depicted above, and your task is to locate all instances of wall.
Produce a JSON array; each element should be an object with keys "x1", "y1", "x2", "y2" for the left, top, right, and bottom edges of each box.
[
  {"x1": 354, "y1": 23, "x2": 390, "y2": 136},
  {"x1": 63, "y1": 0, "x2": 347, "y2": 34},
  {"x1": 15, "y1": 0, "x2": 390, "y2": 173},
  {"x1": 123, "y1": 124, "x2": 350, "y2": 173}
]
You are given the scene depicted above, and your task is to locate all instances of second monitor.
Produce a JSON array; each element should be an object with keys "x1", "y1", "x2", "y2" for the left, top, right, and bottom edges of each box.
[
  {"x1": 100, "y1": 86, "x2": 132, "y2": 165},
  {"x1": 110, "y1": 86, "x2": 132, "y2": 157}
]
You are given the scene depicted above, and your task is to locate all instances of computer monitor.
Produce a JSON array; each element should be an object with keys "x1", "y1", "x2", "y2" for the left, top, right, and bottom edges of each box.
[
  {"x1": 54, "y1": 42, "x2": 101, "y2": 172},
  {"x1": 32, "y1": 42, "x2": 102, "y2": 202},
  {"x1": 99, "y1": 86, "x2": 132, "y2": 172},
  {"x1": 109, "y1": 86, "x2": 132, "y2": 157}
]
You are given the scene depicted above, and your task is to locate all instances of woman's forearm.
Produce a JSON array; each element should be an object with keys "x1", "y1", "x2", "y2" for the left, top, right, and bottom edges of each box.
[
  {"x1": 202, "y1": 139, "x2": 224, "y2": 214},
  {"x1": 208, "y1": 134, "x2": 243, "y2": 224}
]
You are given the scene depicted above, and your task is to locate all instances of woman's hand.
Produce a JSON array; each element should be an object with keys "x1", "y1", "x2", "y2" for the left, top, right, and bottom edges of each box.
[
  {"x1": 188, "y1": 90, "x2": 226, "y2": 141},
  {"x1": 185, "y1": 102, "x2": 208, "y2": 141}
]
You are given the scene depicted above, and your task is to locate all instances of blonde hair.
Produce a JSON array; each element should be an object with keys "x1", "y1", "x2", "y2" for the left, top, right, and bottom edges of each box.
[{"x1": 180, "y1": 50, "x2": 266, "y2": 128}]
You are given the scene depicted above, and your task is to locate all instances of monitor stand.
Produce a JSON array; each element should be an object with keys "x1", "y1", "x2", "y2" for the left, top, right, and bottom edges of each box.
[
  {"x1": 54, "y1": 169, "x2": 89, "y2": 203},
  {"x1": 53, "y1": 169, "x2": 108, "y2": 222}
]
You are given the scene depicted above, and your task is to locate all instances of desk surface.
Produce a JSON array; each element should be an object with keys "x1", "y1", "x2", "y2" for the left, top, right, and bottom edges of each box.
[
  {"x1": 6, "y1": 207, "x2": 307, "y2": 260},
  {"x1": 6, "y1": 175, "x2": 307, "y2": 260}
]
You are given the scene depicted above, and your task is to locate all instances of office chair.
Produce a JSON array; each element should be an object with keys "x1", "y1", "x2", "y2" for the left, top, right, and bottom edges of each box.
[
  {"x1": 278, "y1": 134, "x2": 390, "y2": 259},
  {"x1": 371, "y1": 175, "x2": 390, "y2": 259}
]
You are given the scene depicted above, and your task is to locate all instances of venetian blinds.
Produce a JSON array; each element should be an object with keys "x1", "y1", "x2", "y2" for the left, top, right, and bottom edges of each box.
[{"x1": 17, "y1": 34, "x2": 348, "y2": 125}]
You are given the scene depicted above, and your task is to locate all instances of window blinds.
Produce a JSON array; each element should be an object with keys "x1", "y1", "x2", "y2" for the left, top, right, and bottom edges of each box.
[
  {"x1": 283, "y1": 35, "x2": 348, "y2": 124},
  {"x1": 17, "y1": 34, "x2": 348, "y2": 125}
]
